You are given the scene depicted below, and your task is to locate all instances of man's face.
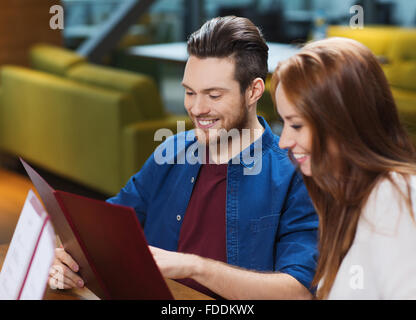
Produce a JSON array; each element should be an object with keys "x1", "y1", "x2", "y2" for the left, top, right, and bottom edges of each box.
[{"x1": 182, "y1": 56, "x2": 249, "y2": 145}]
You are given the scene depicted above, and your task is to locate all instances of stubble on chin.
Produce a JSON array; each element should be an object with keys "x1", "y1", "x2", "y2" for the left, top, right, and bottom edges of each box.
[{"x1": 192, "y1": 100, "x2": 249, "y2": 145}]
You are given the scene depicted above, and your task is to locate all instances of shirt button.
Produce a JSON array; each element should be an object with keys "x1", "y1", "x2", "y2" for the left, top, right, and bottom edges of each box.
[
  {"x1": 176, "y1": 214, "x2": 182, "y2": 221},
  {"x1": 191, "y1": 177, "x2": 195, "y2": 183}
]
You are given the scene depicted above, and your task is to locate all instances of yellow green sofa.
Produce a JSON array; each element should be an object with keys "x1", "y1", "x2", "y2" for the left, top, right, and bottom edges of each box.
[
  {"x1": 0, "y1": 44, "x2": 191, "y2": 195},
  {"x1": 327, "y1": 26, "x2": 416, "y2": 143}
]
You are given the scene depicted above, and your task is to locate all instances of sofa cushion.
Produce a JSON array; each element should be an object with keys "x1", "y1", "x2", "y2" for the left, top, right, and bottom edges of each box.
[
  {"x1": 388, "y1": 30, "x2": 416, "y2": 91},
  {"x1": 67, "y1": 63, "x2": 165, "y2": 121},
  {"x1": 327, "y1": 26, "x2": 398, "y2": 57},
  {"x1": 30, "y1": 44, "x2": 85, "y2": 76}
]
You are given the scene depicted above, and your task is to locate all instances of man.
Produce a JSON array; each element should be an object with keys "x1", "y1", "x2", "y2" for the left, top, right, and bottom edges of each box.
[{"x1": 50, "y1": 16, "x2": 318, "y2": 299}]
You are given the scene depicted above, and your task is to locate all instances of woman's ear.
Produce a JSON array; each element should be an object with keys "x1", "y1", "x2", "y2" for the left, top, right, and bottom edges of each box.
[{"x1": 246, "y1": 77, "x2": 265, "y2": 108}]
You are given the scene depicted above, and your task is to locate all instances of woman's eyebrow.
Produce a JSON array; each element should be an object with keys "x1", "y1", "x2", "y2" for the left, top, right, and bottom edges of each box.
[{"x1": 283, "y1": 115, "x2": 301, "y2": 121}]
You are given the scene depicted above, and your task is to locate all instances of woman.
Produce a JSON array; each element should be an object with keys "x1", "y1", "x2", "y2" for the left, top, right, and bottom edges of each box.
[{"x1": 271, "y1": 37, "x2": 416, "y2": 299}]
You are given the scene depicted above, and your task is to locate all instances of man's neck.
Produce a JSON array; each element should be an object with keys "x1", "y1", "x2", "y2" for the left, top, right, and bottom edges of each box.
[{"x1": 208, "y1": 117, "x2": 265, "y2": 164}]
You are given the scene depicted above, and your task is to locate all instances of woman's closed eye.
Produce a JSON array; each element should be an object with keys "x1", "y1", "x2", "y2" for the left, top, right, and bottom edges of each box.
[{"x1": 290, "y1": 124, "x2": 303, "y2": 130}]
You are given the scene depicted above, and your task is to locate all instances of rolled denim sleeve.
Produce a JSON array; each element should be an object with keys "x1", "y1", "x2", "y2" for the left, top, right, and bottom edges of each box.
[{"x1": 275, "y1": 173, "x2": 319, "y2": 293}]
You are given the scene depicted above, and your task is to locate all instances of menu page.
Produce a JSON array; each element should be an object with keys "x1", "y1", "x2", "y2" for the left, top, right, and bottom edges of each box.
[{"x1": 0, "y1": 190, "x2": 55, "y2": 300}]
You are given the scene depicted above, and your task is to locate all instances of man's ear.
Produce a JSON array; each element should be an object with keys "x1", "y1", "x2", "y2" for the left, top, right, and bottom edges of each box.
[{"x1": 246, "y1": 78, "x2": 265, "y2": 107}]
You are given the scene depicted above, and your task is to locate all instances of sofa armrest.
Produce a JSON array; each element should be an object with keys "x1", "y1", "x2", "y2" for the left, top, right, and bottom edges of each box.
[
  {"x1": 0, "y1": 65, "x2": 135, "y2": 195},
  {"x1": 121, "y1": 115, "x2": 192, "y2": 186}
]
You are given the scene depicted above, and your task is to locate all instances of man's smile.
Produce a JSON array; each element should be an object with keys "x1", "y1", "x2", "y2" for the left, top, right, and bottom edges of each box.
[{"x1": 196, "y1": 118, "x2": 219, "y2": 129}]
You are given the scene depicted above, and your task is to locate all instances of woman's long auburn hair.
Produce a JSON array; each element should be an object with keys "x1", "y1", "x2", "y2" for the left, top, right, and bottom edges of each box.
[{"x1": 271, "y1": 37, "x2": 416, "y2": 299}]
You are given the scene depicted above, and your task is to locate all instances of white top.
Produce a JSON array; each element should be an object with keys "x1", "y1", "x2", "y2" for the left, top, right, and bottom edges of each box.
[{"x1": 327, "y1": 173, "x2": 416, "y2": 299}]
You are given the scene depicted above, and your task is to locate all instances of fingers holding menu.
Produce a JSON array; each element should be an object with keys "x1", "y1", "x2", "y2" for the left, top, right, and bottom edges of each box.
[{"x1": 48, "y1": 248, "x2": 84, "y2": 290}]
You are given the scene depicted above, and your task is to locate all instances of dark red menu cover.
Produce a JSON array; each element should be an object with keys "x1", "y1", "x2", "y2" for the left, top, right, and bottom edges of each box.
[{"x1": 20, "y1": 158, "x2": 173, "y2": 300}]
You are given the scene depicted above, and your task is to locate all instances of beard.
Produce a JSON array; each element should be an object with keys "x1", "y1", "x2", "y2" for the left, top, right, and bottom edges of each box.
[{"x1": 192, "y1": 98, "x2": 250, "y2": 146}]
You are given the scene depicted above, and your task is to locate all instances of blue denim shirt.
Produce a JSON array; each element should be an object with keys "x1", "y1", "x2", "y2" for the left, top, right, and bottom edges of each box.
[{"x1": 107, "y1": 117, "x2": 318, "y2": 292}]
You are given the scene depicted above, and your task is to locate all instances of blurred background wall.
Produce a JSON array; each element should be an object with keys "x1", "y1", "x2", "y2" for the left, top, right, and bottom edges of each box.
[{"x1": 0, "y1": 0, "x2": 63, "y2": 67}]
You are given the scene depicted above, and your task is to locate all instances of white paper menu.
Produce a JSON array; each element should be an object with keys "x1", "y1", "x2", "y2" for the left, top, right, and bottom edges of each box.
[{"x1": 0, "y1": 190, "x2": 55, "y2": 300}]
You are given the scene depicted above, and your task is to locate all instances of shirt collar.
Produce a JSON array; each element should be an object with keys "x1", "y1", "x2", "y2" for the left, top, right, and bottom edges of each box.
[{"x1": 235, "y1": 116, "x2": 274, "y2": 168}]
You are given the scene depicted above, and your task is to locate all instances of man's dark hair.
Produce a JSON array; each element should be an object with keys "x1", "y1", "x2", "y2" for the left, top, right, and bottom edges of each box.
[{"x1": 187, "y1": 16, "x2": 269, "y2": 94}]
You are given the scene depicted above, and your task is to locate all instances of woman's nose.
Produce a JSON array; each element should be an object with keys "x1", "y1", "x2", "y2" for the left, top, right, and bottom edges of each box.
[{"x1": 278, "y1": 126, "x2": 295, "y2": 150}]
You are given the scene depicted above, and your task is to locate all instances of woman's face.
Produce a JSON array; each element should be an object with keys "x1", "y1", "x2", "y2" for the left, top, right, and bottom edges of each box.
[{"x1": 275, "y1": 84, "x2": 313, "y2": 176}]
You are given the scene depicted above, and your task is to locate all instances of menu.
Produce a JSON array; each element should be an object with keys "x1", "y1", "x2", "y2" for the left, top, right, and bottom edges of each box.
[{"x1": 0, "y1": 190, "x2": 55, "y2": 299}]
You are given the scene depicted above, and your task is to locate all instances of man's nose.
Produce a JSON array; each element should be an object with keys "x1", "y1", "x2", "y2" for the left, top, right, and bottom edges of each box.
[{"x1": 191, "y1": 96, "x2": 210, "y2": 116}]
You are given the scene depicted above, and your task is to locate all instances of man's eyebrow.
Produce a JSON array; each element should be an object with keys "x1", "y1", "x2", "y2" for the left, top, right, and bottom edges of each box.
[
  {"x1": 181, "y1": 83, "x2": 193, "y2": 90},
  {"x1": 181, "y1": 83, "x2": 230, "y2": 92}
]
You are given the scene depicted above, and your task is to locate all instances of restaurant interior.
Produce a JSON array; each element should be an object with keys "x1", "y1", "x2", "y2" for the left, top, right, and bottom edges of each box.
[{"x1": 0, "y1": 0, "x2": 415, "y2": 246}]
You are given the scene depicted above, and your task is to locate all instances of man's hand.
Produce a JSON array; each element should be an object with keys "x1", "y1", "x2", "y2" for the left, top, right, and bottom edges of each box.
[
  {"x1": 48, "y1": 248, "x2": 85, "y2": 290},
  {"x1": 149, "y1": 246, "x2": 202, "y2": 279},
  {"x1": 149, "y1": 246, "x2": 312, "y2": 299}
]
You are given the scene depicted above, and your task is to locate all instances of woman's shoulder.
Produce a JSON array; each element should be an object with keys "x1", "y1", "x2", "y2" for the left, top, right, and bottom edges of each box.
[
  {"x1": 360, "y1": 172, "x2": 416, "y2": 237},
  {"x1": 350, "y1": 172, "x2": 416, "y2": 299}
]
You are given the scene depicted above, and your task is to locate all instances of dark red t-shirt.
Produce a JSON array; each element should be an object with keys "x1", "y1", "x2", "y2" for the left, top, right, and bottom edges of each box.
[{"x1": 176, "y1": 160, "x2": 228, "y2": 299}]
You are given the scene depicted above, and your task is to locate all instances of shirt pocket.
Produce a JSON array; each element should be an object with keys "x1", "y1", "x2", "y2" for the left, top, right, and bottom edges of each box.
[{"x1": 249, "y1": 213, "x2": 281, "y2": 270}]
